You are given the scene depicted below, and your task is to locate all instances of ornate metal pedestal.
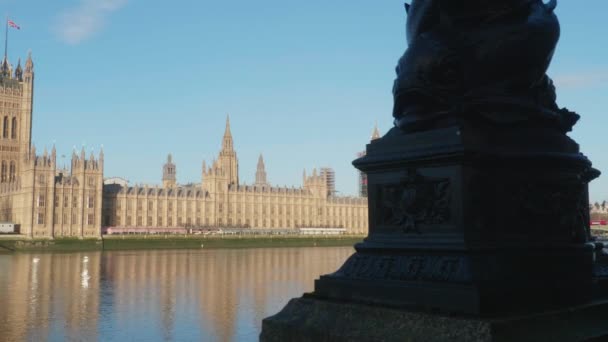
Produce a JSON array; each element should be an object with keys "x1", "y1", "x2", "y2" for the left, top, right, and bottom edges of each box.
[
  {"x1": 316, "y1": 123, "x2": 599, "y2": 315},
  {"x1": 261, "y1": 1, "x2": 608, "y2": 340}
]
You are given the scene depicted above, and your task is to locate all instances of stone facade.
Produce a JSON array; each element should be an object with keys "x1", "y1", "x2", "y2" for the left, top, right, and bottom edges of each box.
[
  {"x1": 102, "y1": 117, "x2": 369, "y2": 234},
  {"x1": 0, "y1": 54, "x2": 367, "y2": 237},
  {"x1": 0, "y1": 53, "x2": 104, "y2": 238}
]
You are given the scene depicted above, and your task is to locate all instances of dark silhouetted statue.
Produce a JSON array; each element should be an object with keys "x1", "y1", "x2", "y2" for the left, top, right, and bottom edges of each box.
[{"x1": 393, "y1": 0, "x2": 578, "y2": 133}]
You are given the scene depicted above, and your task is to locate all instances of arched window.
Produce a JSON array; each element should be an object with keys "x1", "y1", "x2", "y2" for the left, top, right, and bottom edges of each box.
[
  {"x1": 11, "y1": 117, "x2": 16, "y2": 139},
  {"x1": 9, "y1": 161, "x2": 15, "y2": 182},
  {"x1": 2, "y1": 117, "x2": 7, "y2": 138},
  {"x1": 1, "y1": 161, "x2": 6, "y2": 182}
]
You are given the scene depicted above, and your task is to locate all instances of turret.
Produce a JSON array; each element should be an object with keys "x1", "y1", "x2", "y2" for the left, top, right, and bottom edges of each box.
[
  {"x1": 14, "y1": 58, "x2": 22, "y2": 81},
  {"x1": 1, "y1": 57, "x2": 10, "y2": 78},
  {"x1": 162, "y1": 154, "x2": 176, "y2": 188}
]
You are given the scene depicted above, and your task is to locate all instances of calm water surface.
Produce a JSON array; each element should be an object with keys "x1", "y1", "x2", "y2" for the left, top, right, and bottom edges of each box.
[{"x1": 0, "y1": 247, "x2": 354, "y2": 342}]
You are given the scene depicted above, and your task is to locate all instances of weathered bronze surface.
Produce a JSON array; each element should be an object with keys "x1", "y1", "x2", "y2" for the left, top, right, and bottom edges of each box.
[{"x1": 393, "y1": 0, "x2": 577, "y2": 133}]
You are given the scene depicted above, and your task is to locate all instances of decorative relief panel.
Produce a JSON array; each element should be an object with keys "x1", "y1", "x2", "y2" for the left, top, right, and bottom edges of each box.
[
  {"x1": 470, "y1": 174, "x2": 591, "y2": 243},
  {"x1": 376, "y1": 169, "x2": 451, "y2": 233}
]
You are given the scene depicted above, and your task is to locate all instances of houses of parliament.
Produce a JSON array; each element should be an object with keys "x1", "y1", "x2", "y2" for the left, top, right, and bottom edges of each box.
[{"x1": 0, "y1": 53, "x2": 369, "y2": 238}]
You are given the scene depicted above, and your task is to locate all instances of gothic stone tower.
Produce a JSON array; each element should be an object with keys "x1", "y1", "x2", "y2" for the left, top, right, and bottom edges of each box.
[
  {"x1": 218, "y1": 115, "x2": 238, "y2": 187},
  {"x1": 201, "y1": 116, "x2": 240, "y2": 226},
  {"x1": 0, "y1": 52, "x2": 34, "y2": 183},
  {"x1": 0, "y1": 52, "x2": 105, "y2": 238}
]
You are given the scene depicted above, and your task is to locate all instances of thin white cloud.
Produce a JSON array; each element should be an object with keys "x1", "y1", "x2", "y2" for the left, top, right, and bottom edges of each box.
[
  {"x1": 54, "y1": 0, "x2": 127, "y2": 44},
  {"x1": 553, "y1": 69, "x2": 608, "y2": 89}
]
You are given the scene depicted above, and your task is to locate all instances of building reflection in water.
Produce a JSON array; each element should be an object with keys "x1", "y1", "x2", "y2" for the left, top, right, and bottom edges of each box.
[
  {"x1": 0, "y1": 252, "x2": 101, "y2": 342},
  {"x1": 0, "y1": 246, "x2": 353, "y2": 341}
]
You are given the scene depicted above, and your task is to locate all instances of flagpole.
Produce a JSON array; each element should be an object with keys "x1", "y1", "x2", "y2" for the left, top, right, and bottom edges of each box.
[{"x1": 4, "y1": 15, "x2": 7, "y2": 60}]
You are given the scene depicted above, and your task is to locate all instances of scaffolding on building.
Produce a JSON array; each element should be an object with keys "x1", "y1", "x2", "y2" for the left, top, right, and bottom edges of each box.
[{"x1": 320, "y1": 167, "x2": 336, "y2": 197}]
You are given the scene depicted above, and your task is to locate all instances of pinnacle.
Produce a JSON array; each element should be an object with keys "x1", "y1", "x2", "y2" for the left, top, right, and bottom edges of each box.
[
  {"x1": 224, "y1": 114, "x2": 232, "y2": 137},
  {"x1": 221, "y1": 114, "x2": 234, "y2": 151},
  {"x1": 371, "y1": 121, "x2": 381, "y2": 140}
]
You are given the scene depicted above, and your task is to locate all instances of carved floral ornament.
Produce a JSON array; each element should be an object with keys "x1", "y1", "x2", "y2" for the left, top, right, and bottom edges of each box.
[{"x1": 377, "y1": 169, "x2": 451, "y2": 233}]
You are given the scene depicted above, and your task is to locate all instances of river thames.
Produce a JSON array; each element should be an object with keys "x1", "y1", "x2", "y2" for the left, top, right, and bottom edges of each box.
[{"x1": 0, "y1": 247, "x2": 354, "y2": 341}]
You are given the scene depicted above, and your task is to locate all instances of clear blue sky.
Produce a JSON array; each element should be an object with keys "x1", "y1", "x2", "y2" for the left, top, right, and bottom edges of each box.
[{"x1": 1, "y1": 0, "x2": 607, "y2": 199}]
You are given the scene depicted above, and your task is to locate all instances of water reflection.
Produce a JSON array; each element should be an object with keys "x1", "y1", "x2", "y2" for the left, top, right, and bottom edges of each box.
[{"x1": 0, "y1": 247, "x2": 353, "y2": 341}]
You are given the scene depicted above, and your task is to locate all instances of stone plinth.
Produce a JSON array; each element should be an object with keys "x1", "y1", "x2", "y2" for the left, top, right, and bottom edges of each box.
[
  {"x1": 313, "y1": 124, "x2": 597, "y2": 315},
  {"x1": 261, "y1": 296, "x2": 608, "y2": 342}
]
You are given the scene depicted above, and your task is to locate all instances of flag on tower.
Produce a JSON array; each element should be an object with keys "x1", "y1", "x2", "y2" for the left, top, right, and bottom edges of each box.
[{"x1": 7, "y1": 20, "x2": 19, "y2": 30}]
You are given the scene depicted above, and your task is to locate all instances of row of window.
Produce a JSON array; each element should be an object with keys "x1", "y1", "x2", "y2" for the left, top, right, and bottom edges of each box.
[
  {"x1": 110, "y1": 215, "x2": 363, "y2": 229},
  {"x1": 117, "y1": 196, "x2": 338, "y2": 206},
  {"x1": 37, "y1": 175, "x2": 97, "y2": 186},
  {"x1": 31, "y1": 230, "x2": 98, "y2": 237},
  {"x1": 2, "y1": 116, "x2": 17, "y2": 139},
  {"x1": 37, "y1": 212, "x2": 96, "y2": 225},
  {"x1": 35, "y1": 194, "x2": 96, "y2": 208},
  {"x1": 0, "y1": 160, "x2": 16, "y2": 182},
  {"x1": 115, "y1": 200, "x2": 364, "y2": 217},
  {"x1": 0, "y1": 102, "x2": 20, "y2": 109}
]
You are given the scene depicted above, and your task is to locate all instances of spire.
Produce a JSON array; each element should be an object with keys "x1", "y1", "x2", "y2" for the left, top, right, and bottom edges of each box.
[
  {"x1": 221, "y1": 114, "x2": 233, "y2": 151},
  {"x1": 99, "y1": 145, "x2": 104, "y2": 161},
  {"x1": 80, "y1": 146, "x2": 86, "y2": 161},
  {"x1": 25, "y1": 50, "x2": 33, "y2": 73},
  {"x1": 255, "y1": 153, "x2": 268, "y2": 186},
  {"x1": 371, "y1": 122, "x2": 381, "y2": 141},
  {"x1": 225, "y1": 114, "x2": 232, "y2": 137},
  {"x1": 14, "y1": 58, "x2": 21, "y2": 81}
]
